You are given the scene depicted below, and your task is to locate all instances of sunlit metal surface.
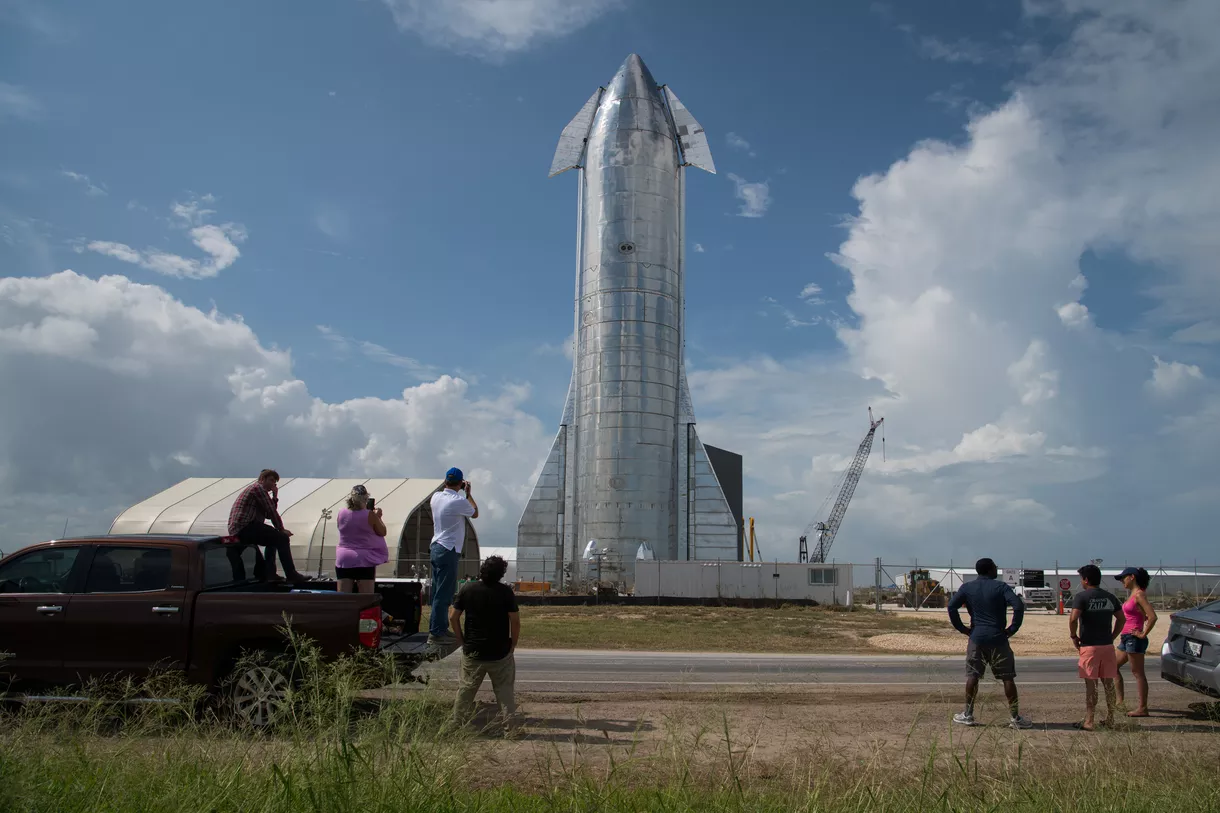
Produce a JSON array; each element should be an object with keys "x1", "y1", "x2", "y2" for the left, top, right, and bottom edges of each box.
[
  {"x1": 519, "y1": 54, "x2": 739, "y2": 584},
  {"x1": 662, "y1": 87, "x2": 716, "y2": 174},
  {"x1": 548, "y1": 88, "x2": 603, "y2": 177}
]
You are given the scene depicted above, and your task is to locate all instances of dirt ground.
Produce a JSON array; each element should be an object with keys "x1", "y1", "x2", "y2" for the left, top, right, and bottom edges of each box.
[
  {"x1": 425, "y1": 604, "x2": 948, "y2": 654},
  {"x1": 871, "y1": 609, "x2": 1172, "y2": 656},
  {"x1": 457, "y1": 681, "x2": 1220, "y2": 788},
  {"x1": 427, "y1": 604, "x2": 1168, "y2": 657}
]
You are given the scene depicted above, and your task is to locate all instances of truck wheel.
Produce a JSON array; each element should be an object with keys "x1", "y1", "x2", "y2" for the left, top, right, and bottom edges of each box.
[{"x1": 227, "y1": 663, "x2": 290, "y2": 728}]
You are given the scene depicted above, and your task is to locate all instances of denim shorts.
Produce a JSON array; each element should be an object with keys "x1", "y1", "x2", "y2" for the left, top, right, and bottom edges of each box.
[{"x1": 1118, "y1": 633, "x2": 1149, "y2": 654}]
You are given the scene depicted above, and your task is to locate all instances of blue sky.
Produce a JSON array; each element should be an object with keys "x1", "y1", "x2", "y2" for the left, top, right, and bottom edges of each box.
[
  {"x1": 3, "y1": 0, "x2": 1019, "y2": 405},
  {"x1": 2, "y1": 0, "x2": 1218, "y2": 566}
]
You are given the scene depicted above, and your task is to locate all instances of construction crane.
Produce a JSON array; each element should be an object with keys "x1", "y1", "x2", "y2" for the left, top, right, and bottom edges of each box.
[{"x1": 799, "y1": 407, "x2": 885, "y2": 563}]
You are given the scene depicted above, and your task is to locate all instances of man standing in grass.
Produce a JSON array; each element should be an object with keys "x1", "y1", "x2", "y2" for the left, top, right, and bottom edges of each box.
[
  {"x1": 451, "y1": 555, "x2": 520, "y2": 726},
  {"x1": 947, "y1": 558, "x2": 1033, "y2": 729},
  {"x1": 1069, "y1": 564, "x2": 1124, "y2": 730}
]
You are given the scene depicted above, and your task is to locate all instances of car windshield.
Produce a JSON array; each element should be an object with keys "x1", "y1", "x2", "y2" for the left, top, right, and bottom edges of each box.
[{"x1": 1195, "y1": 599, "x2": 1220, "y2": 614}]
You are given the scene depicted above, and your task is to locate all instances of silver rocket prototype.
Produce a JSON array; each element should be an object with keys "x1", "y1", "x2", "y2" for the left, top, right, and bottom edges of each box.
[{"x1": 517, "y1": 54, "x2": 740, "y2": 584}]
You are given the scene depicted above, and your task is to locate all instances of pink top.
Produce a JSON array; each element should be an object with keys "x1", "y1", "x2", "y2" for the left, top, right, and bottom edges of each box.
[
  {"x1": 1122, "y1": 594, "x2": 1146, "y2": 635},
  {"x1": 335, "y1": 508, "x2": 388, "y2": 569}
]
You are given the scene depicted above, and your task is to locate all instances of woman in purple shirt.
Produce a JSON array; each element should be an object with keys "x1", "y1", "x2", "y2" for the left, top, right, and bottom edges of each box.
[{"x1": 335, "y1": 484, "x2": 388, "y2": 594}]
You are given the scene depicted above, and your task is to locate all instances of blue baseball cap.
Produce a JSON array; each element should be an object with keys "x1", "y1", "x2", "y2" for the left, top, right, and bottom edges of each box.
[
  {"x1": 1115, "y1": 567, "x2": 1141, "y2": 581},
  {"x1": 445, "y1": 467, "x2": 463, "y2": 484}
]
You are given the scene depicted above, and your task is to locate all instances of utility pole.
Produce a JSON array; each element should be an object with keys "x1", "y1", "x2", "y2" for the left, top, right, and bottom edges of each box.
[{"x1": 316, "y1": 507, "x2": 334, "y2": 574}]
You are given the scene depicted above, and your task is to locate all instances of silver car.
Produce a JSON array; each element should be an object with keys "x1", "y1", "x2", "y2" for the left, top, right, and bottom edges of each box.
[{"x1": 1161, "y1": 599, "x2": 1220, "y2": 697}]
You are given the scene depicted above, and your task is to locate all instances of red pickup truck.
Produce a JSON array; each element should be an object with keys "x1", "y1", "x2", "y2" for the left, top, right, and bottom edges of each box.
[{"x1": 0, "y1": 534, "x2": 442, "y2": 725}]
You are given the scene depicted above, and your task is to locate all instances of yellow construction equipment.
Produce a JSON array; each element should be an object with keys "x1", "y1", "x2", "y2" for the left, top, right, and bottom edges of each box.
[{"x1": 903, "y1": 569, "x2": 947, "y2": 608}]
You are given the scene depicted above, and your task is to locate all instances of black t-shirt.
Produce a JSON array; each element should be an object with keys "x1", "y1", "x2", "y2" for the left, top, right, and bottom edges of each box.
[
  {"x1": 453, "y1": 580, "x2": 518, "y2": 661},
  {"x1": 1071, "y1": 587, "x2": 1121, "y2": 647}
]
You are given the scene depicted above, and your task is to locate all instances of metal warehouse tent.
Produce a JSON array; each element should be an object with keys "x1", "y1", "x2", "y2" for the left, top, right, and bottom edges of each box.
[{"x1": 109, "y1": 477, "x2": 480, "y2": 578}]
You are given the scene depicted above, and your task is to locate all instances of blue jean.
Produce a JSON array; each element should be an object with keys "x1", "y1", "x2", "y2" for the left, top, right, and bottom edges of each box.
[
  {"x1": 1118, "y1": 633, "x2": 1149, "y2": 654},
  {"x1": 430, "y1": 542, "x2": 460, "y2": 638}
]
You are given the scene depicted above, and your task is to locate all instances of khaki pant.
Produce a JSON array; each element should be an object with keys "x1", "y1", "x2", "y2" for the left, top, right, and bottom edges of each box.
[{"x1": 453, "y1": 652, "x2": 516, "y2": 722}]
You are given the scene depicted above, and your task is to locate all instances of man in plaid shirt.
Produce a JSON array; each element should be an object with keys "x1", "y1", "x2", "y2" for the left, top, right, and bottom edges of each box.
[{"x1": 227, "y1": 469, "x2": 308, "y2": 584}]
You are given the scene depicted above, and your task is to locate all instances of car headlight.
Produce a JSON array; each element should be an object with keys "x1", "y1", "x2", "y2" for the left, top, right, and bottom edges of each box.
[{"x1": 1162, "y1": 641, "x2": 1171, "y2": 656}]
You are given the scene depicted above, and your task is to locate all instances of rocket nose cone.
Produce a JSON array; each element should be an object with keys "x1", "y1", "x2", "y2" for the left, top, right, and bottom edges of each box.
[{"x1": 606, "y1": 53, "x2": 660, "y2": 101}]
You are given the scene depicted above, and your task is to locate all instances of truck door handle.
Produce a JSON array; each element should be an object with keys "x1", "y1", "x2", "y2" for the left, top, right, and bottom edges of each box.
[
  {"x1": 152, "y1": 606, "x2": 180, "y2": 614},
  {"x1": 36, "y1": 605, "x2": 63, "y2": 614}
]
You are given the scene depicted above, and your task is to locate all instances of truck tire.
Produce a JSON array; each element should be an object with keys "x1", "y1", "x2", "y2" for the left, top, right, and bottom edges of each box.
[{"x1": 225, "y1": 657, "x2": 291, "y2": 729}]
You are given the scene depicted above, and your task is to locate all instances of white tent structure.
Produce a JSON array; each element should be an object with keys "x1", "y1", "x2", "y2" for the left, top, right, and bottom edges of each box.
[{"x1": 109, "y1": 477, "x2": 480, "y2": 578}]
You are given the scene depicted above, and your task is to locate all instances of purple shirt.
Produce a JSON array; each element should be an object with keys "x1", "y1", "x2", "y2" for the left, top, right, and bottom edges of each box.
[{"x1": 335, "y1": 508, "x2": 388, "y2": 569}]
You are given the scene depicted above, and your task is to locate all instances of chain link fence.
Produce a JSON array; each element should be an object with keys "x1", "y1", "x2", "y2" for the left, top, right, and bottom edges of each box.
[{"x1": 389, "y1": 555, "x2": 1220, "y2": 610}]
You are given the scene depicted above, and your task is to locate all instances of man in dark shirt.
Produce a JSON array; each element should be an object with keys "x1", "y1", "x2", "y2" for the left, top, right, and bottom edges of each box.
[
  {"x1": 226, "y1": 469, "x2": 308, "y2": 585},
  {"x1": 947, "y1": 558, "x2": 1032, "y2": 728},
  {"x1": 1069, "y1": 564, "x2": 1124, "y2": 730},
  {"x1": 450, "y1": 555, "x2": 520, "y2": 726}
]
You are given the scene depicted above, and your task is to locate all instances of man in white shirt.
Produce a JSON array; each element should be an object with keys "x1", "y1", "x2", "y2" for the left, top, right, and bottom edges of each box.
[{"x1": 428, "y1": 467, "x2": 479, "y2": 644}]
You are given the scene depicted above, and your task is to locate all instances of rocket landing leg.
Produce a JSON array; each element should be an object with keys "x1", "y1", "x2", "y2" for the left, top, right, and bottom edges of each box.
[
  {"x1": 679, "y1": 423, "x2": 740, "y2": 562},
  {"x1": 516, "y1": 421, "x2": 571, "y2": 586}
]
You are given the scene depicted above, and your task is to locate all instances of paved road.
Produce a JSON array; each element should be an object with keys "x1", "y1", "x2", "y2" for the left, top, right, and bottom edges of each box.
[{"x1": 421, "y1": 649, "x2": 1137, "y2": 692}]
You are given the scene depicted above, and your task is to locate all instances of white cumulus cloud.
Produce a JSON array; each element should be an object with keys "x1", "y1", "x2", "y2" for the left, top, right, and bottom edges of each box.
[
  {"x1": 727, "y1": 173, "x2": 771, "y2": 218},
  {"x1": 725, "y1": 132, "x2": 756, "y2": 156},
  {"x1": 379, "y1": 0, "x2": 620, "y2": 59},
  {"x1": 61, "y1": 170, "x2": 107, "y2": 197},
  {"x1": 690, "y1": 0, "x2": 1220, "y2": 563},
  {"x1": 0, "y1": 271, "x2": 550, "y2": 550},
  {"x1": 1147, "y1": 356, "x2": 1205, "y2": 397},
  {"x1": 85, "y1": 197, "x2": 247, "y2": 279}
]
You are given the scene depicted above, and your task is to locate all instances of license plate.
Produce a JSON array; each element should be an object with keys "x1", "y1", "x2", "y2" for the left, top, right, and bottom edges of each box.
[{"x1": 1186, "y1": 639, "x2": 1203, "y2": 658}]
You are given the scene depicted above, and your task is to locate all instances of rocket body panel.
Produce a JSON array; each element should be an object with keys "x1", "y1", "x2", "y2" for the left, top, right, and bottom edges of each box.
[
  {"x1": 573, "y1": 54, "x2": 681, "y2": 566},
  {"x1": 517, "y1": 54, "x2": 740, "y2": 583}
]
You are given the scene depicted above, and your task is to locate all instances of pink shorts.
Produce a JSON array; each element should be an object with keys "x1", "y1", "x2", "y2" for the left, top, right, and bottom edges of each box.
[{"x1": 1078, "y1": 645, "x2": 1118, "y2": 679}]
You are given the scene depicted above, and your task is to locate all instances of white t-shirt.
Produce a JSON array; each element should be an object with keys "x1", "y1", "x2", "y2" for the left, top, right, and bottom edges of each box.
[{"x1": 430, "y1": 488, "x2": 475, "y2": 553}]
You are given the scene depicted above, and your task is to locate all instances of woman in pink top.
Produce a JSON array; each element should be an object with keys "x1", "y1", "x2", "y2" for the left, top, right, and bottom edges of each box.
[
  {"x1": 335, "y1": 484, "x2": 388, "y2": 594},
  {"x1": 1114, "y1": 566, "x2": 1157, "y2": 717}
]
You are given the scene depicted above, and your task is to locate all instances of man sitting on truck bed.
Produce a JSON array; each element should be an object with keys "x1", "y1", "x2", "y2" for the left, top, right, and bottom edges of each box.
[{"x1": 227, "y1": 469, "x2": 310, "y2": 585}]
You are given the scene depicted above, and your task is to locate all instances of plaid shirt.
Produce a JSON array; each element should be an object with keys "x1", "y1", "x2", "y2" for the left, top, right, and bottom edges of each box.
[{"x1": 227, "y1": 482, "x2": 284, "y2": 536}]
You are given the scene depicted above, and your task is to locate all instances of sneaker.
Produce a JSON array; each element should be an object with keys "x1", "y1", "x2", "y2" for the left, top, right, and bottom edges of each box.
[
  {"x1": 426, "y1": 633, "x2": 457, "y2": 646},
  {"x1": 952, "y1": 712, "x2": 976, "y2": 726},
  {"x1": 1009, "y1": 715, "x2": 1034, "y2": 730}
]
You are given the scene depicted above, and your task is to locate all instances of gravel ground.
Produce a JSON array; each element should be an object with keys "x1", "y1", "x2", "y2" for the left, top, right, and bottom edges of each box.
[
  {"x1": 869, "y1": 610, "x2": 1172, "y2": 656},
  {"x1": 460, "y1": 681, "x2": 1220, "y2": 788}
]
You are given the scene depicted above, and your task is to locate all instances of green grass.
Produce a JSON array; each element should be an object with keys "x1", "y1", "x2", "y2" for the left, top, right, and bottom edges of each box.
[
  {"x1": 3, "y1": 703, "x2": 1217, "y2": 812},
  {"x1": 3, "y1": 735, "x2": 1217, "y2": 813},
  {"x1": 426, "y1": 603, "x2": 946, "y2": 653},
  {"x1": 4, "y1": 632, "x2": 1218, "y2": 812}
]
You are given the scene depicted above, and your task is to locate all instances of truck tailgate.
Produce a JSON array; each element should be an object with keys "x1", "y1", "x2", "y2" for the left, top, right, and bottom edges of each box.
[{"x1": 188, "y1": 590, "x2": 381, "y2": 685}]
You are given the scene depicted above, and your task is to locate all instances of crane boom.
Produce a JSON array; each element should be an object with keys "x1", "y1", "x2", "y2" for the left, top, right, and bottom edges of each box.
[{"x1": 800, "y1": 408, "x2": 884, "y2": 563}]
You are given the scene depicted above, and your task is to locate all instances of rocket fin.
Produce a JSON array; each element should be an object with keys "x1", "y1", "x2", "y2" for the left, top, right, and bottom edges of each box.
[
  {"x1": 560, "y1": 370, "x2": 576, "y2": 425},
  {"x1": 549, "y1": 88, "x2": 604, "y2": 177},
  {"x1": 687, "y1": 425, "x2": 739, "y2": 559},
  {"x1": 516, "y1": 424, "x2": 570, "y2": 583},
  {"x1": 679, "y1": 369, "x2": 695, "y2": 424},
  {"x1": 662, "y1": 86, "x2": 716, "y2": 174}
]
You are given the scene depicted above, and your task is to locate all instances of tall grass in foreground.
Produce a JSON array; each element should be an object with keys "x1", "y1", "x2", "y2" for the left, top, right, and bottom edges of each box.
[{"x1": 1, "y1": 637, "x2": 1217, "y2": 812}]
